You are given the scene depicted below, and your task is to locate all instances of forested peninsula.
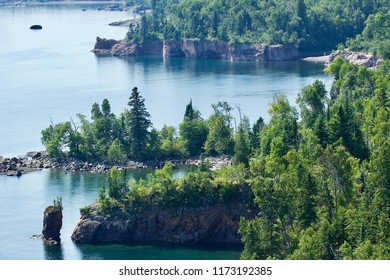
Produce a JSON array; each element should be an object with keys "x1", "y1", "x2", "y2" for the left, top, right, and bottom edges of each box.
[
  {"x1": 58, "y1": 57, "x2": 390, "y2": 259},
  {"x1": 94, "y1": 0, "x2": 389, "y2": 60}
]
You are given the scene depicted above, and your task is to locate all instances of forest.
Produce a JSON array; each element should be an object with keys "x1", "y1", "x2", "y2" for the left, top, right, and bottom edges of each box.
[
  {"x1": 43, "y1": 58, "x2": 390, "y2": 259},
  {"x1": 125, "y1": 0, "x2": 389, "y2": 55}
]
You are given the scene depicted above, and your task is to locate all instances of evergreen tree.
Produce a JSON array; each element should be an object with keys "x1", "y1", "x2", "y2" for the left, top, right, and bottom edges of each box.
[
  {"x1": 127, "y1": 87, "x2": 152, "y2": 160},
  {"x1": 184, "y1": 99, "x2": 194, "y2": 120},
  {"x1": 233, "y1": 116, "x2": 251, "y2": 166}
]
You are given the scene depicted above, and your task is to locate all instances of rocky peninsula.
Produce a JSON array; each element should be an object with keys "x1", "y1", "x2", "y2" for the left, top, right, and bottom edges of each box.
[
  {"x1": 92, "y1": 37, "x2": 298, "y2": 61},
  {"x1": 72, "y1": 202, "x2": 253, "y2": 245},
  {"x1": 0, "y1": 151, "x2": 232, "y2": 176}
]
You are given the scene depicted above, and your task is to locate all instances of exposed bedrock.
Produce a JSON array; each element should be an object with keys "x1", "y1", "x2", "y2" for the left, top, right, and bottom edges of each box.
[
  {"x1": 92, "y1": 38, "x2": 298, "y2": 61},
  {"x1": 72, "y1": 203, "x2": 254, "y2": 245}
]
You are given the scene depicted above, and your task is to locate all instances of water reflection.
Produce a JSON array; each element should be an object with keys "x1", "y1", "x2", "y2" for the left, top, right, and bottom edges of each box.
[
  {"x1": 74, "y1": 242, "x2": 242, "y2": 260},
  {"x1": 43, "y1": 242, "x2": 64, "y2": 260},
  {"x1": 104, "y1": 55, "x2": 328, "y2": 78}
]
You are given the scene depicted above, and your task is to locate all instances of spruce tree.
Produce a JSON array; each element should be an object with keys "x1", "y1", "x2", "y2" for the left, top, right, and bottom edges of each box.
[{"x1": 127, "y1": 87, "x2": 152, "y2": 160}]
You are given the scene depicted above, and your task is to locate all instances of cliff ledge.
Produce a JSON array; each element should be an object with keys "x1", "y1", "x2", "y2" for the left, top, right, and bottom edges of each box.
[
  {"x1": 92, "y1": 37, "x2": 298, "y2": 61},
  {"x1": 72, "y1": 203, "x2": 253, "y2": 245}
]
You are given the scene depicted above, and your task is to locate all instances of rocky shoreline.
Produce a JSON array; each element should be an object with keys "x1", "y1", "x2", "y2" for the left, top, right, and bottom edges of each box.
[
  {"x1": 72, "y1": 202, "x2": 253, "y2": 245},
  {"x1": 326, "y1": 49, "x2": 381, "y2": 69},
  {"x1": 0, "y1": 151, "x2": 232, "y2": 176},
  {"x1": 92, "y1": 37, "x2": 299, "y2": 61}
]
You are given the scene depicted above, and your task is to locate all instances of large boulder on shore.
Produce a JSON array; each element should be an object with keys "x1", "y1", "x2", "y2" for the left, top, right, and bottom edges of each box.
[
  {"x1": 42, "y1": 206, "x2": 63, "y2": 244},
  {"x1": 72, "y1": 203, "x2": 253, "y2": 245},
  {"x1": 327, "y1": 49, "x2": 377, "y2": 68}
]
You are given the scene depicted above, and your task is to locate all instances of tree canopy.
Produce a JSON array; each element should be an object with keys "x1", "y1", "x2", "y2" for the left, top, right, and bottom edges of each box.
[{"x1": 126, "y1": 0, "x2": 389, "y2": 54}]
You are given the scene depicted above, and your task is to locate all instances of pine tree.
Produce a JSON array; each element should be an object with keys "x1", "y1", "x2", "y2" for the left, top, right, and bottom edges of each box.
[
  {"x1": 184, "y1": 99, "x2": 194, "y2": 120},
  {"x1": 127, "y1": 87, "x2": 152, "y2": 160}
]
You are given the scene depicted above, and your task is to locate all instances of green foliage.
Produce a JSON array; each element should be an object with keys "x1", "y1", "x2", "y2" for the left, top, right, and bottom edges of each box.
[
  {"x1": 233, "y1": 116, "x2": 251, "y2": 166},
  {"x1": 346, "y1": 10, "x2": 390, "y2": 59},
  {"x1": 124, "y1": 0, "x2": 388, "y2": 52},
  {"x1": 41, "y1": 121, "x2": 74, "y2": 159},
  {"x1": 126, "y1": 87, "x2": 152, "y2": 160},
  {"x1": 239, "y1": 59, "x2": 390, "y2": 260},
  {"x1": 204, "y1": 102, "x2": 234, "y2": 155},
  {"x1": 107, "y1": 140, "x2": 127, "y2": 163},
  {"x1": 53, "y1": 196, "x2": 63, "y2": 211},
  {"x1": 107, "y1": 167, "x2": 128, "y2": 201},
  {"x1": 159, "y1": 125, "x2": 187, "y2": 158},
  {"x1": 96, "y1": 163, "x2": 251, "y2": 217},
  {"x1": 80, "y1": 205, "x2": 91, "y2": 217},
  {"x1": 297, "y1": 80, "x2": 327, "y2": 129}
]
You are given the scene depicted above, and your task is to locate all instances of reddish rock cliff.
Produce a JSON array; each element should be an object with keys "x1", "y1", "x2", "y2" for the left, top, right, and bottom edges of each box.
[{"x1": 72, "y1": 203, "x2": 254, "y2": 245}]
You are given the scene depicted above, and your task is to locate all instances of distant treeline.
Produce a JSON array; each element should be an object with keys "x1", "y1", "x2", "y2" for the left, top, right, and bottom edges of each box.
[{"x1": 125, "y1": 0, "x2": 389, "y2": 55}]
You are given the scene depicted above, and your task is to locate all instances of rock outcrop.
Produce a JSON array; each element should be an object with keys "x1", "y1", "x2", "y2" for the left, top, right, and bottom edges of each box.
[
  {"x1": 0, "y1": 153, "x2": 51, "y2": 176},
  {"x1": 92, "y1": 38, "x2": 298, "y2": 61},
  {"x1": 42, "y1": 206, "x2": 63, "y2": 244},
  {"x1": 30, "y1": 25, "x2": 42, "y2": 30},
  {"x1": 72, "y1": 203, "x2": 253, "y2": 245},
  {"x1": 327, "y1": 50, "x2": 378, "y2": 68}
]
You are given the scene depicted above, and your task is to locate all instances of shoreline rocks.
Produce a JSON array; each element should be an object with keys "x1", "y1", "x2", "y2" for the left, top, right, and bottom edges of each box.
[
  {"x1": 0, "y1": 151, "x2": 232, "y2": 176},
  {"x1": 0, "y1": 152, "x2": 50, "y2": 176},
  {"x1": 92, "y1": 38, "x2": 298, "y2": 61},
  {"x1": 326, "y1": 49, "x2": 379, "y2": 69},
  {"x1": 72, "y1": 203, "x2": 253, "y2": 245}
]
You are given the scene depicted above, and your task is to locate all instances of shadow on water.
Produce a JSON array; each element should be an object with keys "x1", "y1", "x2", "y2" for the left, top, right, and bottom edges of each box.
[
  {"x1": 74, "y1": 242, "x2": 242, "y2": 260},
  {"x1": 96, "y1": 55, "x2": 327, "y2": 78},
  {"x1": 43, "y1": 242, "x2": 64, "y2": 260}
]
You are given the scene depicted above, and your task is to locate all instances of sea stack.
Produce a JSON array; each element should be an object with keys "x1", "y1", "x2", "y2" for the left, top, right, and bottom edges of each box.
[{"x1": 42, "y1": 197, "x2": 63, "y2": 245}]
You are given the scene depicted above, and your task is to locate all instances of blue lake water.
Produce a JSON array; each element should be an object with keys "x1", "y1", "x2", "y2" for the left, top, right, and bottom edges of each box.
[{"x1": 0, "y1": 3, "x2": 333, "y2": 259}]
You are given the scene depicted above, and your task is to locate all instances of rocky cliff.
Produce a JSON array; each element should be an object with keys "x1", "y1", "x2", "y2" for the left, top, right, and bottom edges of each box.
[
  {"x1": 92, "y1": 37, "x2": 298, "y2": 61},
  {"x1": 72, "y1": 203, "x2": 253, "y2": 245}
]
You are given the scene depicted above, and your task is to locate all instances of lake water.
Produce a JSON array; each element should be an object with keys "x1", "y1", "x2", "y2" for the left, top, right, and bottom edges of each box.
[{"x1": 0, "y1": 3, "x2": 332, "y2": 260}]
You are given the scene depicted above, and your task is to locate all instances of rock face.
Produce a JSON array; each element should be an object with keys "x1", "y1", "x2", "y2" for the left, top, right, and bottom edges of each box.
[
  {"x1": 42, "y1": 206, "x2": 63, "y2": 243},
  {"x1": 72, "y1": 203, "x2": 253, "y2": 245},
  {"x1": 327, "y1": 50, "x2": 378, "y2": 68},
  {"x1": 92, "y1": 38, "x2": 298, "y2": 61}
]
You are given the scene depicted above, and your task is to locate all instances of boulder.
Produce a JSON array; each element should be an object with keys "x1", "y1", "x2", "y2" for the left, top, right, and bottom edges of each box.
[
  {"x1": 91, "y1": 37, "x2": 121, "y2": 54},
  {"x1": 30, "y1": 25, "x2": 42, "y2": 30},
  {"x1": 32, "y1": 152, "x2": 41, "y2": 159},
  {"x1": 327, "y1": 50, "x2": 377, "y2": 68}
]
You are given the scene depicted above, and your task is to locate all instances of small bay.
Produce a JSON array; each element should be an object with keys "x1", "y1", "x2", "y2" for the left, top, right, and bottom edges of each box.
[{"x1": 0, "y1": 3, "x2": 332, "y2": 259}]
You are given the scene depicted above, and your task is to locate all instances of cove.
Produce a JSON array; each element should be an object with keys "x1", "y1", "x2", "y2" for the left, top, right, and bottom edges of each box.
[{"x1": 0, "y1": 3, "x2": 332, "y2": 259}]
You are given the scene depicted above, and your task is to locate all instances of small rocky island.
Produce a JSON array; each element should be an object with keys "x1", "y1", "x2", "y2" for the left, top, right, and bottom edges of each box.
[{"x1": 30, "y1": 25, "x2": 42, "y2": 30}]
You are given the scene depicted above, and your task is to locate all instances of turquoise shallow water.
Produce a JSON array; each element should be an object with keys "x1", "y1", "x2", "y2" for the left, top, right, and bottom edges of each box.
[{"x1": 0, "y1": 3, "x2": 332, "y2": 260}]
